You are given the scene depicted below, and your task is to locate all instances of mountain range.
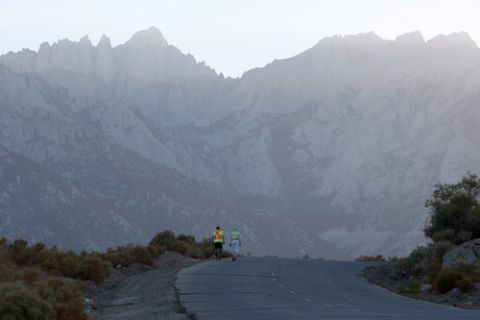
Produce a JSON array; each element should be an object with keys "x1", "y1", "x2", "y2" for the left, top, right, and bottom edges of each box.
[{"x1": 1, "y1": 27, "x2": 480, "y2": 258}]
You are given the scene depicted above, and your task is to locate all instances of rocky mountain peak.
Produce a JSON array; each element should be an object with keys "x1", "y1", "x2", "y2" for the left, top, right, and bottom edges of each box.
[
  {"x1": 38, "y1": 41, "x2": 51, "y2": 51},
  {"x1": 79, "y1": 35, "x2": 93, "y2": 47},
  {"x1": 427, "y1": 31, "x2": 478, "y2": 48},
  {"x1": 97, "y1": 34, "x2": 112, "y2": 48},
  {"x1": 126, "y1": 26, "x2": 168, "y2": 48},
  {"x1": 395, "y1": 31, "x2": 425, "y2": 45}
]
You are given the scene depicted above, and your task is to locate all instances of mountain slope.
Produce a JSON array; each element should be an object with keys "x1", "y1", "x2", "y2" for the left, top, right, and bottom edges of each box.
[
  {"x1": 0, "y1": 65, "x2": 345, "y2": 258},
  {"x1": 1, "y1": 29, "x2": 480, "y2": 257}
]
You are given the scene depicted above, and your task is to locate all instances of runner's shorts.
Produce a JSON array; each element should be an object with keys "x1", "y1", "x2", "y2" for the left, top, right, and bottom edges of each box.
[{"x1": 214, "y1": 242, "x2": 223, "y2": 249}]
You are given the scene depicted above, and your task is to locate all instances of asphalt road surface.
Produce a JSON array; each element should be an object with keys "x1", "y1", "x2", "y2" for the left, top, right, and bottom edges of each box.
[{"x1": 176, "y1": 257, "x2": 480, "y2": 320}]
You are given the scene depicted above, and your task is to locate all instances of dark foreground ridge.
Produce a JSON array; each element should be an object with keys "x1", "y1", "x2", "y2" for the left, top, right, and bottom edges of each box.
[{"x1": 176, "y1": 257, "x2": 480, "y2": 320}]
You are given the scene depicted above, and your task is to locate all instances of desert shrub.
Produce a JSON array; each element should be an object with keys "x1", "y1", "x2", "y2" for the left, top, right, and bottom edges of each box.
[
  {"x1": 39, "y1": 277, "x2": 86, "y2": 320},
  {"x1": 425, "y1": 173, "x2": 480, "y2": 245},
  {"x1": 5, "y1": 268, "x2": 87, "y2": 320},
  {"x1": 16, "y1": 269, "x2": 43, "y2": 287},
  {"x1": 456, "y1": 277, "x2": 475, "y2": 293},
  {"x1": 102, "y1": 245, "x2": 157, "y2": 267},
  {"x1": 103, "y1": 247, "x2": 132, "y2": 267},
  {"x1": 0, "y1": 240, "x2": 8, "y2": 259},
  {"x1": 0, "y1": 283, "x2": 54, "y2": 320},
  {"x1": 409, "y1": 245, "x2": 434, "y2": 264},
  {"x1": 406, "y1": 245, "x2": 439, "y2": 277},
  {"x1": 187, "y1": 247, "x2": 206, "y2": 259},
  {"x1": 431, "y1": 229, "x2": 456, "y2": 243},
  {"x1": 199, "y1": 238, "x2": 215, "y2": 258},
  {"x1": 8, "y1": 239, "x2": 30, "y2": 265},
  {"x1": 147, "y1": 244, "x2": 165, "y2": 258},
  {"x1": 37, "y1": 251, "x2": 111, "y2": 283},
  {"x1": 170, "y1": 241, "x2": 188, "y2": 255},
  {"x1": 0, "y1": 230, "x2": 212, "y2": 320},
  {"x1": 450, "y1": 262, "x2": 480, "y2": 282},
  {"x1": 399, "y1": 280, "x2": 421, "y2": 294},
  {"x1": 433, "y1": 268, "x2": 468, "y2": 293},
  {"x1": 388, "y1": 256, "x2": 410, "y2": 270},
  {"x1": 177, "y1": 234, "x2": 196, "y2": 243},
  {"x1": 433, "y1": 241, "x2": 455, "y2": 263},
  {"x1": 150, "y1": 230, "x2": 176, "y2": 248},
  {"x1": 149, "y1": 231, "x2": 214, "y2": 259},
  {"x1": 356, "y1": 255, "x2": 386, "y2": 262},
  {"x1": 131, "y1": 246, "x2": 155, "y2": 266},
  {"x1": 51, "y1": 251, "x2": 82, "y2": 278},
  {"x1": 79, "y1": 257, "x2": 111, "y2": 283}
]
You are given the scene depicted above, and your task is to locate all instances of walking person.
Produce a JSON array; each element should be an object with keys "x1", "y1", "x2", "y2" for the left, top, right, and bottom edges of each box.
[
  {"x1": 230, "y1": 227, "x2": 241, "y2": 262},
  {"x1": 212, "y1": 226, "x2": 225, "y2": 261}
]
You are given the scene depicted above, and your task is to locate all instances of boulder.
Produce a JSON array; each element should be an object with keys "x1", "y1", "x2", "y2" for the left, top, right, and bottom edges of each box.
[
  {"x1": 442, "y1": 239, "x2": 480, "y2": 267},
  {"x1": 421, "y1": 284, "x2": 432, "y2": 292}
]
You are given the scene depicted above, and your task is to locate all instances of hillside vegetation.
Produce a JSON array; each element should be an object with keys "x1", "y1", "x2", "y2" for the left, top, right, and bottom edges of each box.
[
  {"x1": 365, "y1": 174, "x2": 480, "y2": 299},
  {"x1": 0, "y1": 231, "x2": 213, "y2": 320}
]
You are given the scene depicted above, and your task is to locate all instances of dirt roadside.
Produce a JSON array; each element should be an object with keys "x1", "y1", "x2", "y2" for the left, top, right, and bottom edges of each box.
[{"x1": 84, "y1": 251, "x2": 199, "y2": 320}]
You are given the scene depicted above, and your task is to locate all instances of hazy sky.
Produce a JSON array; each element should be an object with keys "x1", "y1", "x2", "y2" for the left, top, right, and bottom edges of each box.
[{"x1": 1, "y1": 0, "x2": 479, "y2": 77}]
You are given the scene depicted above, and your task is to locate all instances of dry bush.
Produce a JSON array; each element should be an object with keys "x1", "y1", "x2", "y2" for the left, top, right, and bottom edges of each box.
[
  {"x1": 0, "y1": 230, "x2": 211, "y2": 320},
  {"x1": 131, "y1": 246, "x2": 155, "y2": 266},
  {"x1": 79, "y1": 256, "x2": 111, "y2": 284},
  {"x1": 37, "y1": 250, "x2": 111, "y2": 283},
  {"x1": 0, "y1": 283, "x2": 54, "y2": 320},
  {"x1": 102, "y1": 245, "x2": 158, "y2": 267},
  {"x1": 39, "y1": 277, "x2": 86, "y2": 320},
  {"x1": 456, "y1": 277, "x2": 475, "y2": 293},
  {"x1": 149, "y1": 231, "x2": 214, "y2": 259},
  {"x1": 433, "y1": 269, "x2": 470, "y2": 294},
  {"x1": 8, "y1": 239, "x2": 30, "y2": 265},
  {"x1": 6, "y1": 268, "x2": 87, "y2": 320},
  {"x1": 450, "y1": 262, "x2": 480, "y2": 282},
  {"x1": 149, "y1": 230, "x2": 176, "y2": 248},
  {"x1": 356, "y1": 255, "x2": 386, "y2": 262}
]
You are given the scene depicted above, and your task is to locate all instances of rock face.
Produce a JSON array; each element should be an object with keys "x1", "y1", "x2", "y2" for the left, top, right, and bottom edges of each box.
[
  {"x1": 1, "y1": 28, "x2": 480, "y2": 257},
  {"x1": 443, "y1": 239, "x2": 480, "y2": 267}
]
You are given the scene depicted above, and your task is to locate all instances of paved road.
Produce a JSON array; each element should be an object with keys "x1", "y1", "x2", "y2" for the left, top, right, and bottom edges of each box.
[{"x1": 176, "y1": 257, "x2": 480, "y2": 320}]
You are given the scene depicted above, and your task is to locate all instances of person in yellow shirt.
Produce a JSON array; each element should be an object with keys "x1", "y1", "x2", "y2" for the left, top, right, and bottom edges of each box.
[{"x1": 212, "y1": 226, "x2": 225, "y2": 261}]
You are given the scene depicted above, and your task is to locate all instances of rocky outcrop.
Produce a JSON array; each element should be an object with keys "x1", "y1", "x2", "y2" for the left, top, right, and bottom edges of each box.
[{"x1": 443, "y1": 239, "x2": 480, "y2": 267}]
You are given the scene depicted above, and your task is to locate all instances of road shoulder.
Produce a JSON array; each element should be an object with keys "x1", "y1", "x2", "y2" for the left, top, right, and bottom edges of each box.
[{"x1": 85, "y1": 251, "x2": 199, "y2": 320}]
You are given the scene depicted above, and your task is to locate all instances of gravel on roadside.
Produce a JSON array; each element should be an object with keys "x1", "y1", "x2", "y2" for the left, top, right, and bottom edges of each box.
[{"x1": 84, "y1": 251, "x2": 199, "y2": 320}]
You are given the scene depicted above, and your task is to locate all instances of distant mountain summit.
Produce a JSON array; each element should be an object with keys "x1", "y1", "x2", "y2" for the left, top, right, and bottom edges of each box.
[
  {"x1": 2, "y1": 26, "x2": 216, "y2": 81},
  {"x1": 126, "y1": 26, "x2": 169, "y2": 47},
  {"x1": 395, "y1": 31, "x2": 425, "y2": 44},
  {"x1": 1, "y1": 28, "x2": 480, "y2": 258}
]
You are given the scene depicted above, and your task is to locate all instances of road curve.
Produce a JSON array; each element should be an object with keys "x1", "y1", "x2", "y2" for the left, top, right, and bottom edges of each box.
[{"x1": 176, "y1": 257, "x2": 480, "y2": 320}]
